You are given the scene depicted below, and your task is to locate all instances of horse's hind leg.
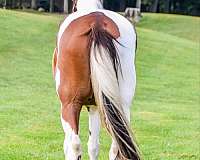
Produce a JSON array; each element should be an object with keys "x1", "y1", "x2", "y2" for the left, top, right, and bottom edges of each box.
[
  {"x1": 109, "y1": 91, "x2": 132, "y2": 160},
  {"x1": 87, "y1": 106, "x2": 100, "y2": 160},
  {"x1": 61, "y1": 100, "x2": 82, "y2": 160}
]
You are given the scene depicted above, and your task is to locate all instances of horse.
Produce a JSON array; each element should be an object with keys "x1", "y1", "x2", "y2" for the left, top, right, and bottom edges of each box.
[{"x1": 52, "y1": 0, "x2": 141, "y2": 159}]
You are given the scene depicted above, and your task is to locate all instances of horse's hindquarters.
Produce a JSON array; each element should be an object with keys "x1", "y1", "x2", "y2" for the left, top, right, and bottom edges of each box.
[{"x1": 54, "y1": 10, "x2": 139, "y2": 160}]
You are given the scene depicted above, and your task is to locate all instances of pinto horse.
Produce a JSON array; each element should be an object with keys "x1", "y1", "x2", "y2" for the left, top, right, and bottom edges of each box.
[{"x1": 52, "y1": 0, "x2": 141, "y2": 159}]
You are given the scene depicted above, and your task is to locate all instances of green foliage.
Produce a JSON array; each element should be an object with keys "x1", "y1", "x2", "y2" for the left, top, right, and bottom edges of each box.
[
  {"x1": 0, "y1": 0, "x2": 5, "y2": 6},
  {"x1": 0, "y1": 10, "x2": 199, "y2": 159},
  {"x1": 142, "y1": 0, "x2": 154, "y2": 5}
]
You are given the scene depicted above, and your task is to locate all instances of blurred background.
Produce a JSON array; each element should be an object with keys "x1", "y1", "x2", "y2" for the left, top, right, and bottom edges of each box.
[
  {"x1": 0, "y1": 0, "x2": 199, "y2": 16},
  {"x1": 0, "y1": 0, "x2": 199, "y2": 159}
]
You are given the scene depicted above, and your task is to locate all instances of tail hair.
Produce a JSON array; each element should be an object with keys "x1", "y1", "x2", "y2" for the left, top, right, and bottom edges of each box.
[
  {"x1": 88, "y1": 23, "x2": 141, "y2": 160},
  {"x1": 88, "y1": 25, "x2": 121, "y2": 79}
]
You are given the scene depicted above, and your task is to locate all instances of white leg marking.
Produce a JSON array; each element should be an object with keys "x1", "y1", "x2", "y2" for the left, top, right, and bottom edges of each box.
[
  {"x1": 87, "y1": 107, "x2": 100, "y2": 160},
  {"x1": 109, "y1": 139, "x2": 118, "y2": 160},
  {"x1": 61, "y1": 116, "x2": 82, "y2": 160}
]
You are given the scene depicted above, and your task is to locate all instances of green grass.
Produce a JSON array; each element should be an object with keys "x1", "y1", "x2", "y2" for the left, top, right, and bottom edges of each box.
[{"x1": 0, "y1": 9, "x2": 199, "y2": 159}]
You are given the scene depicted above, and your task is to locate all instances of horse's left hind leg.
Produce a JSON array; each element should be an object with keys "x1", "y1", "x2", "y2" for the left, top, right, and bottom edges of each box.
[
  {"x1": 87, "y1": 106, "x2": 100, "y2": 160},
  {"x1": 61, "y1": 102, "x2": 82, "y2": 160}
]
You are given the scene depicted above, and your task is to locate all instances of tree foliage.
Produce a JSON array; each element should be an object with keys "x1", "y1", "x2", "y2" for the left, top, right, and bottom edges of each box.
[{"x1": 141, "y1": 0, "x2": 200, "y2": 16}]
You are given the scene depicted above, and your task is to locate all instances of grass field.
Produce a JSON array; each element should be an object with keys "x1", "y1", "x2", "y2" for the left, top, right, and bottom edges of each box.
[{"x1": 0, "y1": 10, "x2": 199, "y2": 160}]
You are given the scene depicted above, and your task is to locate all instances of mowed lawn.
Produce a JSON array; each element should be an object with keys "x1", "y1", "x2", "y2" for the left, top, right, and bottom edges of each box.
[{"x1": 0, "y1": 9, "x2": 199, "y2": 160}]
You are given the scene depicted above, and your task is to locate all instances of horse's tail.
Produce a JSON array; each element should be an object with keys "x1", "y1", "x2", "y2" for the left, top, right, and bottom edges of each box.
[{"x1": 88, "y1": 24, "x2": 141, "y2": 159}]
